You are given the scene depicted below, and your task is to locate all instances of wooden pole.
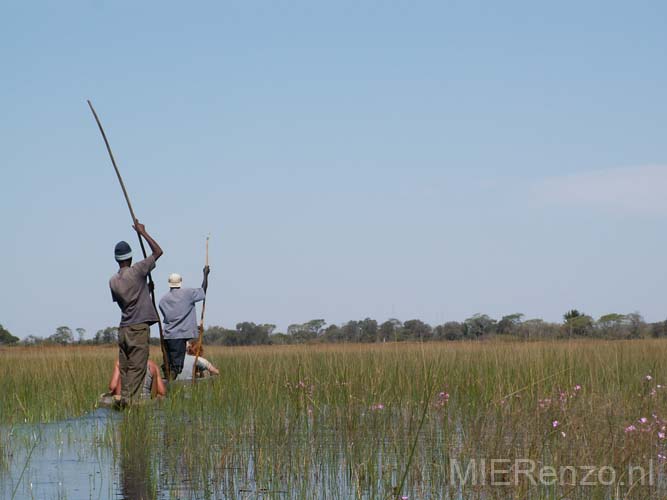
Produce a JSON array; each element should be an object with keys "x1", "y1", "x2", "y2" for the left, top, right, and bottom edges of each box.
[
  {"x1": 87, "y1": 99, "x2": 171, "y2": 381},
  {"x1": 193, "y1": 235, "x2": 209, "y2": 382}
]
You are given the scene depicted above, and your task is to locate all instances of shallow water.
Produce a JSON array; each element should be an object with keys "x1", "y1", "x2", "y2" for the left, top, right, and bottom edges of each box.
[
  {"x1": 2, "y1": 404, "x2": 667, "y2": 500},
  {"x1": 1, "y1": 409, "x2": 117, "y2": 500},
  {"x1": 0, "y1": 405, "x2": 438, "y2": 499}
]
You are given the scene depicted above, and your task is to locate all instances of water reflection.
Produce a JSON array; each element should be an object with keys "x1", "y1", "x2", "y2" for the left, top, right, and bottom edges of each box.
[
  {"x1": 2, "y1": 405, "x2": 667, "y2": 499},
  {"x1": 0, "y1": 409, "x2": 117, "y2": 499},
  {"x1": 118, "y1": 410, "x2": 155, "y2": 500}
]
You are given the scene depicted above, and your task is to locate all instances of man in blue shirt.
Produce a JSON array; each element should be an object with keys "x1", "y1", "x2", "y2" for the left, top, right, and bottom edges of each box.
[{"x1": 159, "y1": 266, "x2": 210, "y2": 379}]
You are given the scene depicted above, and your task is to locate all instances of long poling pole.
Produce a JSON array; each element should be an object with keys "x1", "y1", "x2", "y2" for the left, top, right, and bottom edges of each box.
[
  {"x1": 87, "y1": 99, "x2": 171, "y2": 381},
  {"x1": 193, "y1": 235, "x2": 209, "y2": 383}
]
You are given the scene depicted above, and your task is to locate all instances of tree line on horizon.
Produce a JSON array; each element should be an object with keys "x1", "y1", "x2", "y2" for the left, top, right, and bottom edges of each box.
[{"x1": 3, "y1": 310, "x2": 667, "y2": 347}]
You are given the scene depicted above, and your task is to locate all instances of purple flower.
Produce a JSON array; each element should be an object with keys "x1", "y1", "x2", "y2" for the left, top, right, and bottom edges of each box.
[
  {"x1": 552, "y1": 420, "x2": 559, "y2": 428},
  {"x1": 625, "y1": 425, "x2": 637, "y2": 433}
]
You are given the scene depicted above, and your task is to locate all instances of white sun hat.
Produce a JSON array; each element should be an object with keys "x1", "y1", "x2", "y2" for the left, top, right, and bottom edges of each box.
[{"x1": 168, "y1": 273, "x2": 182, "y2": 288}]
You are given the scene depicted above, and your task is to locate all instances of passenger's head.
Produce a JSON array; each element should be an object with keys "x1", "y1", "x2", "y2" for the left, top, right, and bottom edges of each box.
[
  {"x1": 186, "y1": 341, "x2": 203, "y2": 356},
  {"x1": 168, "y1": 273, "x2": 182, "y2": 288},
  {"x1": 114, "y1": 241, "x2": 132, "y2": 266}
]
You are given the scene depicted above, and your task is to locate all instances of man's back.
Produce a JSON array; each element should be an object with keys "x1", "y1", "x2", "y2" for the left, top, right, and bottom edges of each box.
[
  {"x1": 109, "y1": 256, "x2": 158, "y2": 327},
  {"x1": 159, "y1": 287, "x2": 205, "y2": 339}
]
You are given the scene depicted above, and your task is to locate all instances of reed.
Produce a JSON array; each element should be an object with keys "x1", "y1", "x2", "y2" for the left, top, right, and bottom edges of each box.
[{"x1": 3, "y1": 340, "x2": 667, "y2": 498}]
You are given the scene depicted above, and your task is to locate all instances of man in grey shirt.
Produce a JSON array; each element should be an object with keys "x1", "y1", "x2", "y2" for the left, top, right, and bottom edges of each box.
[
  {"x1": 109, "y1": 220, "x2": 163, "y2": 403},
  {"x1": 159, "y1": 266, "x2": 210, "y2": 379}
]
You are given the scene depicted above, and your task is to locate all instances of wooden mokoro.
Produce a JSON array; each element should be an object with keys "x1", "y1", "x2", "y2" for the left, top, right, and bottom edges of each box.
[
  {"x1": 97, "y1": 375, "x2": 219, "y2": 408},
  {"x1": 96, "y1": 393, "x2": 161, "y2": 410},
  {"x1": 163, "y1": 374, "x2": 219, "y2": 391}
]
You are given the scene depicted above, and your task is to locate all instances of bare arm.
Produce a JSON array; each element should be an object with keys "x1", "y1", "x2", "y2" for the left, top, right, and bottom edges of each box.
[
  {"x1": 109, "y1": 360, "x2": 121, "y2": 395},
  {"x1": 133, "y1": 220, "x2": 163, "y2": 261},
  {"x1": 201, "y1": 265, "x2": 210, "y2": 293},
  {"x1": 149, "y1": 361, "x2": 167, "y2": 397},
  {"x1": 207, "y1": 362, "x2": 219, "y2": 376},
  {"x1": 196, "y1": 357, "x2": 219, "y2": 376}
]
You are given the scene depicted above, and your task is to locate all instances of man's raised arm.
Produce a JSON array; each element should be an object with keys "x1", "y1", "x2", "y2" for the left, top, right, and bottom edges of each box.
[
  {"x1": 201, "y1": 265, "x2": 210, "y2": 293},
  {"x1": 133, "y1": 220, "x2": 163, "y2": 261}
]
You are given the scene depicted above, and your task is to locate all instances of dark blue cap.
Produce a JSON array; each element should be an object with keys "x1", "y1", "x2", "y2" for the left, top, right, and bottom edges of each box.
[{"x1": 114, "y1": 241, "x2": 133, "y2": 261}]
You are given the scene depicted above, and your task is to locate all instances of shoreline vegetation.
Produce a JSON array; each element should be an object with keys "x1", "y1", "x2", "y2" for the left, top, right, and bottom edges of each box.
[
  {"x1": 2, "y1": 309, "x2": 666, "y2": 348},
  {"x1": 3, "y1": 340, "x2": 667, "y2": 497}
]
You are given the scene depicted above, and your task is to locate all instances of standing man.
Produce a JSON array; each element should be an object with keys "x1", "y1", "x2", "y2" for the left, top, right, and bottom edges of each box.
[
  {"x1": 159, "y1": 265, "x2": 210, "y2": 379},
  {"x1": 109, "y1": 220, "x2": 163, "y2": 404}
]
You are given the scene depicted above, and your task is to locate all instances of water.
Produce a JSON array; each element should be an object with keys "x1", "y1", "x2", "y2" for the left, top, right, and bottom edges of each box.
[
  {"x1": 1, "y1": 409, "x2": 117, "y2": 500},
  {"x1": 2, "y1": 405, "x2": 667, "y2": 499},
  {"x1": 0, "y1": 406, "x2": 422, "y2": 499}
]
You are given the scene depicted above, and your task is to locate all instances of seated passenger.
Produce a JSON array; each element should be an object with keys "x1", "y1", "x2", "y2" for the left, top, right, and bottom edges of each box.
[
  {"x1": 109, "y1": 358, "x2": 167, "y2": 399},
  {"x1": 175, "y1": 341, "x2": 220, "y2": 381}
]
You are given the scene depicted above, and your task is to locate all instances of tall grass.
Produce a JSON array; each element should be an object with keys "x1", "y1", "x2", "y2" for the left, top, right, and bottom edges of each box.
[{"x1": 3, "y1": 340, "x2": 667, "y2": 498}]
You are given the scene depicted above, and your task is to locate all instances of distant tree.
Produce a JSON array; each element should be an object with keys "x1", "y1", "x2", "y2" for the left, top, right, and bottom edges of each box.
[
  {"x1": 0, "y1": 324, "x2": 19, "y2": 345},
  {"x1": 48, "y1": 326, "x2": 74, "y2": 345},
  {"x1": 497, "y1": 314, "x2": 524, "y2": 335},
  {"x1": 378, "y1": 319, "x2": 402, "y2": 342},
  {"x1": 358, "y1": 318, "x2": 379, "y2": 342},
  {"x1": 596, "y1": 313, "x2": 627, "y2": 338},
  {"x1": 651, "y1": 320, "x2": 667, "y2": 338},
  {"x1": 626, "y1": 312, "x2": 645, "y2": 339},
  {"x1": 564, "y1": 309, "x2": 582, "y2": 321},
  {"x1": 76, "y1": 328, "x2": 86, "y2": 344},
  {"x1": 563, "y1": 310, "x2": 593, "y2": 337},
  {"x1": 269, "y1": 333, "x2": 292, "y2": 345},
  {"x1": 236, "y1": 322, "x2": 270, "y2": 345},
  {"x1": 434, "y1": 321, "x2": 465, "y2": 341},
  {"x1": 305, "y1": 319, "x2": 326, "y2": 336},
  {"x1": 260, "y1": 324, "x2": 276, "y2": 336},
  {"x1": 322, "y1": 324, "x2": 344, "y2": 342},
  {"x1": 403, "y1": 319, "x2": 432, "y2": 341},
  {"x1": 216, "y1": 327, "x2": 243, "y2": 346},
  {"x1": 22, "y1": 335, "x2": 43, "y2": 345},
  {"x1": 341, "y1": 321, "x2": 361, "y2": 342},
  {"x1": 516, "y1": 318, "x2": 560, "y2": 339},
  {"x1": 287, "y1": 319, "x2": 325, "y2": 342},
  {"x1": 94, "y1": 327, "x2": 119, "y2": 344},
  {"x1": 463, "y1": 314, "x2": 496, "y2": 338}
]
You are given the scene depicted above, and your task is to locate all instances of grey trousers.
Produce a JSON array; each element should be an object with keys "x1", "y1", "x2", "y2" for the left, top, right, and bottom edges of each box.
[{"x1": 118, "y1": 323, "x2": 150, "y2": 402}]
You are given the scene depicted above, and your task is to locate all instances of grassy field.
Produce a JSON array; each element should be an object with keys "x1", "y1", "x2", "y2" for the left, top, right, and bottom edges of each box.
[{"x1": 2, "y1": 340, "x2": 667, "y2": 498}]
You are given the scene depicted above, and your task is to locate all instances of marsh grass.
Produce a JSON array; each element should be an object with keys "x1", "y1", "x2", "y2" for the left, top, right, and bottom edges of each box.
[
  {"x1": 3, "y1": 340, "x2": 667, "y2": 498},
  {"x1": 0, "y1": 430, "x2": 7, "y2": 472},
  {"x1": 0, "y1": 345, "x2": 116, "y2": 424}
]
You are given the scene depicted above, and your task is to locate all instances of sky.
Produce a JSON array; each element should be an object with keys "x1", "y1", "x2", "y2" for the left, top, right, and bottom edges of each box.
[{"x1": 2, "y1": 1, "x2": 667, "y2": 340}]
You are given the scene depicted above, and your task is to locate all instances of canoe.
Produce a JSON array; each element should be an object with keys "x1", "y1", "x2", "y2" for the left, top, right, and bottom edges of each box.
[
  {"x1": 96, "y1": 393, "x2": 161, "y2": 410},
  {"x1": 97, "y1": 375, "x2": 219, "y2": 408},
  {"x1": 97, "y1": 393, "x2": 122, "y2": 410},
  {"x1": 163, "y1": 374, "x2": 219, "y2": 391}
]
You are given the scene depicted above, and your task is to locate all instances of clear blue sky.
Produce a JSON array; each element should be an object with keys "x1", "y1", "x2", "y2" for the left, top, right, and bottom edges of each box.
[{"x1": 2, "y1": 1, "x2": 667, "y2": 339}]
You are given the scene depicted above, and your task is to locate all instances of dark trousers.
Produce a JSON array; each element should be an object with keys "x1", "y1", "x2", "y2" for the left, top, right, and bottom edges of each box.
[
  {"x1": 118, "y1": 323, "x2": 150, "y2": 402},
  {"x1": 165, "y1": 338, "x2": 189, "y2": 379}
]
